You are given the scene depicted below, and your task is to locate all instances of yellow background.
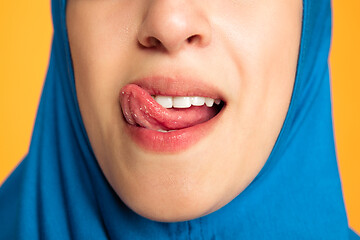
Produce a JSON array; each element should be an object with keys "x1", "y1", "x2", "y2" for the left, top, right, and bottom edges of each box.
[{"x1": 0, "y1": 0, "x2": 359, "y2": 233}]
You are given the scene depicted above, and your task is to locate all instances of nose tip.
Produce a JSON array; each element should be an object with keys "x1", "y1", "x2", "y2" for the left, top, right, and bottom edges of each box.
[{"x1": 137, "y1": 1, "x2": 212, "y2": 54}]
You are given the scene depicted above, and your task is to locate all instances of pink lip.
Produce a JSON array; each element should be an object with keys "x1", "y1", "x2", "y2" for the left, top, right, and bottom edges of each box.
[
  {"x1": 121, "y1": 76, "x2": 226, "y2": 153},
  {"x1": 133, "y1": 76, "x2": 226, "y2": 100},
  {"x1": 123, "y1": 107, "x2": 225, "y2": 153}
]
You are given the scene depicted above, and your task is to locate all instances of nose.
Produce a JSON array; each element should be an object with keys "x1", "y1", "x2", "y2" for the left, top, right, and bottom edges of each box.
[{"x1": 137, "y1": 0, "x2": 212, "y2": 54}]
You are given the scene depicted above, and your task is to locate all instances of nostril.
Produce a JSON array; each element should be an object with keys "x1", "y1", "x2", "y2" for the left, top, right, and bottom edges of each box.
[
  {"x1": 146, "y1": 37, "x2": 161, "y2": 48},
  {"x1": 187, "y1": 35, "x2": 200, "y2": 44},
  {"x1": 138, "y1": 36, "x2": 166, "y2": 51}
]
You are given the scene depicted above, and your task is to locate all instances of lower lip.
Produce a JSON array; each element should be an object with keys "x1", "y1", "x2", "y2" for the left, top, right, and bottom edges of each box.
[{"x1": 123, "y1": 107, "x2": 225, "y2": 153}]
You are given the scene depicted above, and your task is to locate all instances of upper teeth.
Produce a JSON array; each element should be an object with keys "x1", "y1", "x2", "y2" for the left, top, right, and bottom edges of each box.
[{"x1": 152, "y1": 96, "x2": 221, "y2": 109}]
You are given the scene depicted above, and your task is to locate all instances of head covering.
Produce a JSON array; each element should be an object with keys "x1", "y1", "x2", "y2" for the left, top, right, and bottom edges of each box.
[{"x1": 0, "y1": 0, "x2": 358, "y2": 239}]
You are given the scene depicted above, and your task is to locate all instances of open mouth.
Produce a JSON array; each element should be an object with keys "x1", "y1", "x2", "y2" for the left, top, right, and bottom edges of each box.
[
  {"x1": 120, "y1": 84, "x2": 225, "y2": 132},
  {"x1": 119, "y1": 82, "x2": 226, "y2": 152}
]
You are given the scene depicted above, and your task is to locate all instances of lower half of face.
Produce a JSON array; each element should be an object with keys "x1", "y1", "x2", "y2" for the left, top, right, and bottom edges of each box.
[{"x1": 67, "y1": 0, "x2": 302, "y2": 222}]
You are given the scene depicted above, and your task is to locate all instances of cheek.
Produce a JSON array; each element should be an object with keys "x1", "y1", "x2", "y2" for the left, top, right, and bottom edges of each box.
[
  {"x1": 210, "y1": 1, "x2": 301, "y2": 112},
  {"x1": 221, "y1": 1, "x2": 301, "y2": 108},
  {"x1": 230, "y1": 4, "x2": 300, "y2": 77},
  {"x1": 67, "y1": 0, "x2": 147, "y2": 94},
  {"x1": 212, "y1": 1, "x2": 302, "y2": 165},
  {"x1": 67, "y1": 1, "x2": 143, "y2": 155},
  {"x1": 68, "y1": 7, "x2": 135, "y2": 91}
]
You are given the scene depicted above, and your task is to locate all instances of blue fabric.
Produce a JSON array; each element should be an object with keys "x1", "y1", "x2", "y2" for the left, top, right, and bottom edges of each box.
[
  {"x1": 350, "y1": 230, "x2": 360, "y2": 240},
  {"x1": 0, "y1": 0, "x2": 358, "y2": 239}
]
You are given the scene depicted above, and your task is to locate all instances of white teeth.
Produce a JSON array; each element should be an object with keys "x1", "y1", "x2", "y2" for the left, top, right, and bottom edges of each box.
[
  {"x1": 153, "y1": 95, "x2": 220, "y2": 109},
  {"x1": 155, "y1": 96, "x2": 173, "y2": 108},
  {"x1": 173, "y1": 97, "x2": 192, "y2": 108},
  {"x1": 205, "y1": 97, "x2": 214, "y2": 107},
  {"x1": 190, "y1": 96, "x2": 205, "y2": 106},
  {"x1": 157, "y1": 129, "x2": 176, "y2": 133},
  {"x1": 157, "y1": 129, "x2": 168, "y2": 133}
]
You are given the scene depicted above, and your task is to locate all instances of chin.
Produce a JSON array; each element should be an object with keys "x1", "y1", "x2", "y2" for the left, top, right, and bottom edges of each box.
[
  {"x1": 119, "y1": 187, "x2": 225, "y2": 222},
  {"x1": 99, "y1": 150, "x2": 233, "y2": 223}
]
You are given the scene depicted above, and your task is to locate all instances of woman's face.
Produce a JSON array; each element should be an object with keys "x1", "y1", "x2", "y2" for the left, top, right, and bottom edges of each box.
[{"x1": 66, "y1": 0, "x2": 302, "y2": 222}]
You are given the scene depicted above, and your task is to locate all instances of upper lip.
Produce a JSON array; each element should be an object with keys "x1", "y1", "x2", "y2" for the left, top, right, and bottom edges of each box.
[{"x1": 132, "y1": 75, "x2": 226, "y2": 101}]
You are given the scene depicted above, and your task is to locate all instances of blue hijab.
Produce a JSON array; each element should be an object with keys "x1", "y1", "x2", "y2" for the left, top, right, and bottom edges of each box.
[{"x1": 1, "y1": 0, "x2": 358, "y2": 239}]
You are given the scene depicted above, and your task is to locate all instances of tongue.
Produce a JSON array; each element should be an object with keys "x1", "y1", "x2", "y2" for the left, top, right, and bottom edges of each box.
[{"x1": 120, "y1": 84, "x2": 218, "y2": 131}]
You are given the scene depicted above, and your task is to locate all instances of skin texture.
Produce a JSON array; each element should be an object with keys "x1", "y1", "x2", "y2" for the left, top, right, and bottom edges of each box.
[{"x1": 66, "y1": 0, "x2": 302, "y2": 222}]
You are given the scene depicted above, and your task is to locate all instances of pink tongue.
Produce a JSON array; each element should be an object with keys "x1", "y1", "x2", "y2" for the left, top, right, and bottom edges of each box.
[{"x1": 120, "y1": 84, "x2": 218, "y2": 131}]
